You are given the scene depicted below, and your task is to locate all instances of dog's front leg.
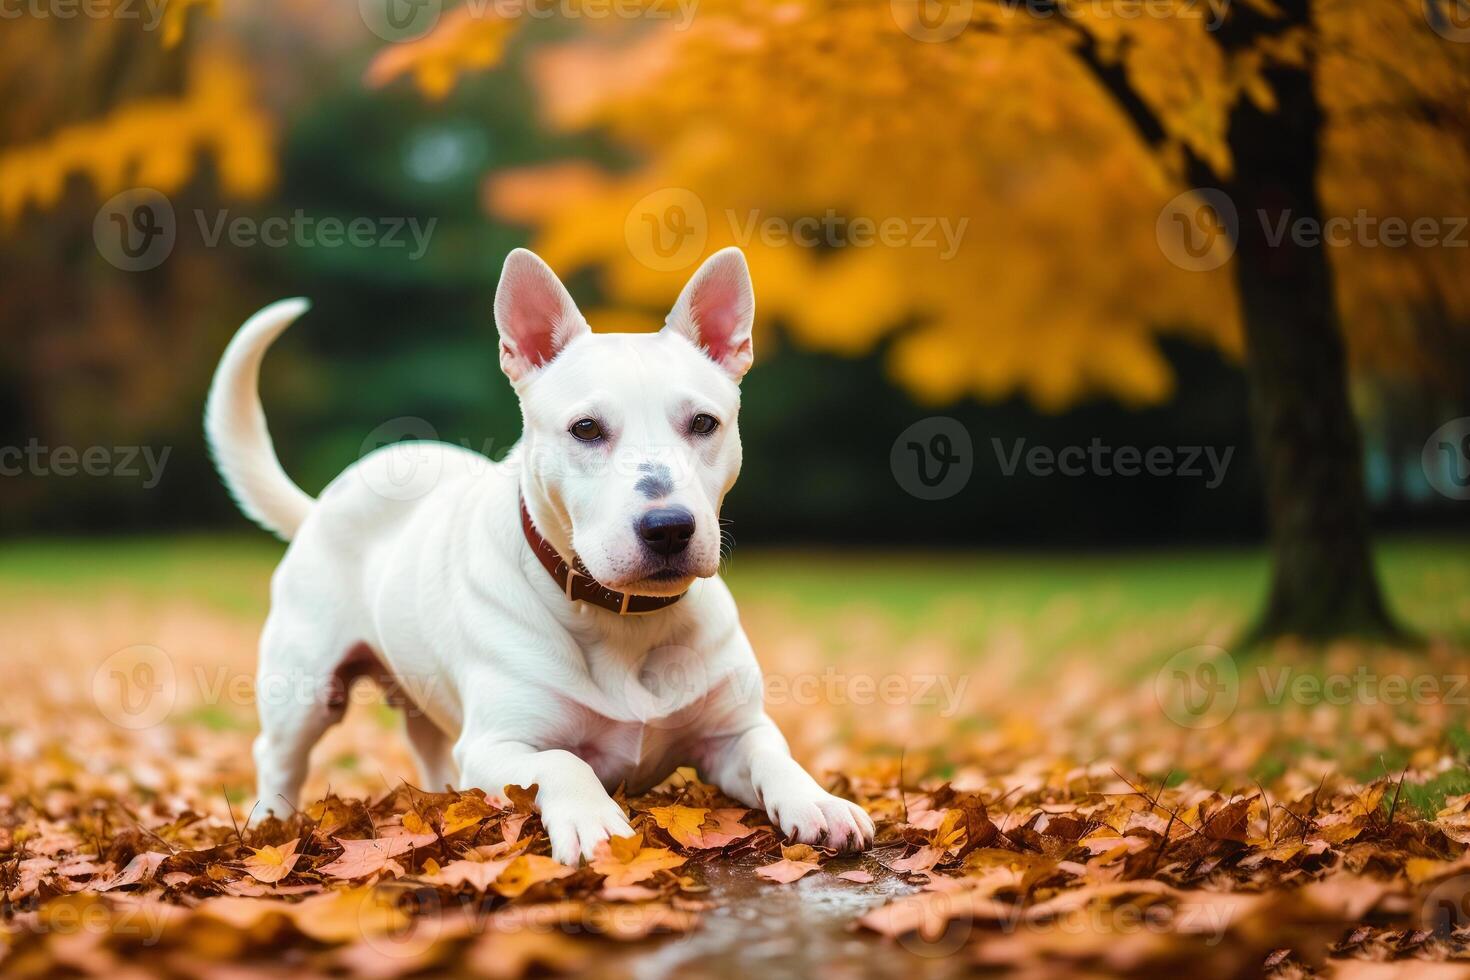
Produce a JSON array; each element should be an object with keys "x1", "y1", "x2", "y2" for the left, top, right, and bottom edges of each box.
[
  {"x1": 700, "y1": 717, "x2": 874, "y2": 852},
  {"x1": 455, "y1": 737, "x2": 633, "y2": 866}
]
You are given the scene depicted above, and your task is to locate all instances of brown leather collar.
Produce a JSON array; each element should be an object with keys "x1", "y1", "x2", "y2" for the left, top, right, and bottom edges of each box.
[{"x1": 520, "y1": 497, "x2": 687, "y2": 615}]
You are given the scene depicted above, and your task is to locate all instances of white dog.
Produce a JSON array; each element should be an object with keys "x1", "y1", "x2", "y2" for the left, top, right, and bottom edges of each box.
[{"x1": 205, "y1": 247, "x2": 874, "y2": 864}]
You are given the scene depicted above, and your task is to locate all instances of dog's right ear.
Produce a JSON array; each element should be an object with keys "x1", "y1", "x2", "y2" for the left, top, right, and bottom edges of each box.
[{"x1": 494, "y1": 249, "x2": 590, "y2": 383}]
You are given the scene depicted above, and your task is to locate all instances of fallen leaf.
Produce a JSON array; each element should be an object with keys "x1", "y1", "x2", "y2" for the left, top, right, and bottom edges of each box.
[
  {"x1": 591, "y1": 834, "x2": 687, "y2": 888},
  {"x1": 242, "y1": 838, "x2": 301, "y2": 884},
  {"x1": 317, "y1": 834, "x2": 437, "y2": 879},
  {"x1": 647, "y1": 805, "x2": 710, "y2": 848},
  {"x1": 494, "y1": 854, "x2": 575, "y2": 898}
]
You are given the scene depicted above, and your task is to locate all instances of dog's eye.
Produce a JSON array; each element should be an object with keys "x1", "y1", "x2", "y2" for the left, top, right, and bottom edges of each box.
[
  {"x1": 570, "y1": 418, "x2": 604, "y2": 442},
  {"x1": 690, "y1": 413, "x2": 719, "y2": 435}
]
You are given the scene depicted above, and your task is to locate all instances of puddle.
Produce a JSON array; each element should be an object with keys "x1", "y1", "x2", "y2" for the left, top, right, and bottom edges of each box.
[{"x1": 606, "y1": 856, "x2": 971, "y2": 980}]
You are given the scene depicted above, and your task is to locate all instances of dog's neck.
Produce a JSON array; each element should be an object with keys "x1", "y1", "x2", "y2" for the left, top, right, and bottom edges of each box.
[{"x1": 516, "y1": 463, "x2": 687, "y2": 618}]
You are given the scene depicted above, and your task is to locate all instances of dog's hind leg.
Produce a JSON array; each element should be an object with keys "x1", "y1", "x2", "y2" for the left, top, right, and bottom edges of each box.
[
  {"x1": 405, "y1": 712, "x2": 457, "y2": 792},
  {"x1": 248, "y1": 614, "x2": 357, "y2": 822}
]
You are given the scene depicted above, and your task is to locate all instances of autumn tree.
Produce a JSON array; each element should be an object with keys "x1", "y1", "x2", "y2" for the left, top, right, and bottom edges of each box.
[
  {"x1": 0, "y1": 3, "x2": 275, "y2": 523},
  {"x1": 370, "y1": 0, "x2": 1470, "y2": 641}
]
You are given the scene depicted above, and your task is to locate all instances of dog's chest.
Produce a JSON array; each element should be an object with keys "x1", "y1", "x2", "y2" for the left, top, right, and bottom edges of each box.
[{"x1": 570, "y1": 718, "x2": 689, "y2": 794}]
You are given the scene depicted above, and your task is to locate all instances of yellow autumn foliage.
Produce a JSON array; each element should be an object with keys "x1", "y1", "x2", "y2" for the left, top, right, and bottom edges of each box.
[
  {"x1": 374, "y1": 0, "x2": 1470, "y2": 406},
  {"x1": 0, "y1": 46, "x2": 274, "y2": 225}
]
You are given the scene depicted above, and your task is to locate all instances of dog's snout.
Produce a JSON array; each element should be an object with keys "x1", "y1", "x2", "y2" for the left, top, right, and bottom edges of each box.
[{"x1": 637, "y1": 507, "x2": 695, "y2": 557}]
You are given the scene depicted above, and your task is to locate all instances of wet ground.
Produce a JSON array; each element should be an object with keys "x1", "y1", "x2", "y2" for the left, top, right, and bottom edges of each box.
[{"x1": 607, "y1": 854, "x2": 969, "y2": 980}]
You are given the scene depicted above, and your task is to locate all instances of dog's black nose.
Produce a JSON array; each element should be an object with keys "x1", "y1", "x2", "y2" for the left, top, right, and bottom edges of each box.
[{"x1": 637, "y1": 507, "x2": 695, "y2": 556}]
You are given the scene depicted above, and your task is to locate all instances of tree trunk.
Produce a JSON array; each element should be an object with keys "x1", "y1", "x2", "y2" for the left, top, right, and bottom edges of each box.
[
  {"x1": 1067, "y1": 1, "x2": 1403, "y2": 641},
  {"x1": 1222, "y1": 10, "x2": 1401, "y2": 642}
]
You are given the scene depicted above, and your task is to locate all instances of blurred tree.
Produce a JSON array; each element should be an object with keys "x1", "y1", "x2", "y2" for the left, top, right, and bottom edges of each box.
[
  {"x1": 370, "y1": 0, "x2": 1470, "y2": 641},
  {"x1": 0, "y1": 6, "x2": 275, "y2": 527}
]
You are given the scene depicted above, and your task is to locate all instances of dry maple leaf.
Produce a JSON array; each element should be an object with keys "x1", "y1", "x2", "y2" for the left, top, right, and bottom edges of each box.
[
  {"x1": 240, "y1": 838, "x2": 301, "y2": 884},
  {"x1": 317, "y1": 833, "x2": 437, "y2": 879},
  {"x1": 495, "y1": 854, "x2": 576, "y2": 898},
  {"x1": 96, "y1": 851, "x2": 168, "y2": 891},
  {"x1": 434, "y1": 857, "x2": 515, "y2": 891},
  {"x1": 504, "y1": 783, "x2": 539, "y2": 812},
  {"x1": 756, "y1": 843, "x2": 823, "y2": 884},
  {"x1": 591, "y1": 833, "x2": 687, "y2": 888},
  {"x1": 305, "y1": 796, "x2": 357, "y2": 837},
  {"x1": 685, "y1": 808, "x2": 757, "y2": 850},
  {"x1": 443, "y1": 794, "x2": 499, "y2": 836},
  {"x1": 646, "y1": 805, "x2": 710, "y2": 848}
]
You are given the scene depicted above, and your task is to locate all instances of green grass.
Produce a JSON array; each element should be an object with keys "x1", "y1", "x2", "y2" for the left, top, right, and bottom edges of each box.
[{"x1": 2, "y1": 534, "x2": 1467, "y2": 644}]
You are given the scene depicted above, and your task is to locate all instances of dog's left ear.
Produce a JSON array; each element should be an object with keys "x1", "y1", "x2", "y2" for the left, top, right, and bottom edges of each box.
[
  {"x1": 494, "y1": 248, "x2": 591, "y2": 383},
  {"x1": 663, "y1": 247, "x2": 755, "y2": 381}
]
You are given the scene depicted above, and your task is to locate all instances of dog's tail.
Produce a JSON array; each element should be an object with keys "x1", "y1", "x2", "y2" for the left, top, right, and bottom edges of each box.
[{"x1": 204, "y1": 298, "x2": 315, "y2": 541}]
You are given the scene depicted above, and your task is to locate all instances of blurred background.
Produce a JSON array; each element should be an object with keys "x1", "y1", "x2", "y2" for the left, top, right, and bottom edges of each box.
[
  {"x1": 4, "y1": 6, "x2": 1470, "y2": 974},
  {"x1": 2, "y1": 1, "x2": 1470, "y2": 758}
]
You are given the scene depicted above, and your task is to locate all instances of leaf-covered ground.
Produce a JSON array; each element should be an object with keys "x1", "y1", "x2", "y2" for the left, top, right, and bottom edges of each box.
[{"x1": 3, "y1": 537, "x2": 1470, "y2": 978}]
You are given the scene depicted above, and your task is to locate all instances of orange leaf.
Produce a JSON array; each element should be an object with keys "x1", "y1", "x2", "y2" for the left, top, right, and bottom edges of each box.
[
  {"x1": 591, "y1": 834, "x2": 687, "y2": 888},
  {"x1": 242, "y1": 838, "x2": 301, "y2": 884}
]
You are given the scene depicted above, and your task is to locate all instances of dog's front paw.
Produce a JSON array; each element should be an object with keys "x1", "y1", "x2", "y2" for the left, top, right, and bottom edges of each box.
[
  {"x1": 767, "y1": 789, "x2": 875, "y2": 852},
  {"x1": 542, "y1": 796, "x2": 635, "y2": 866}
]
